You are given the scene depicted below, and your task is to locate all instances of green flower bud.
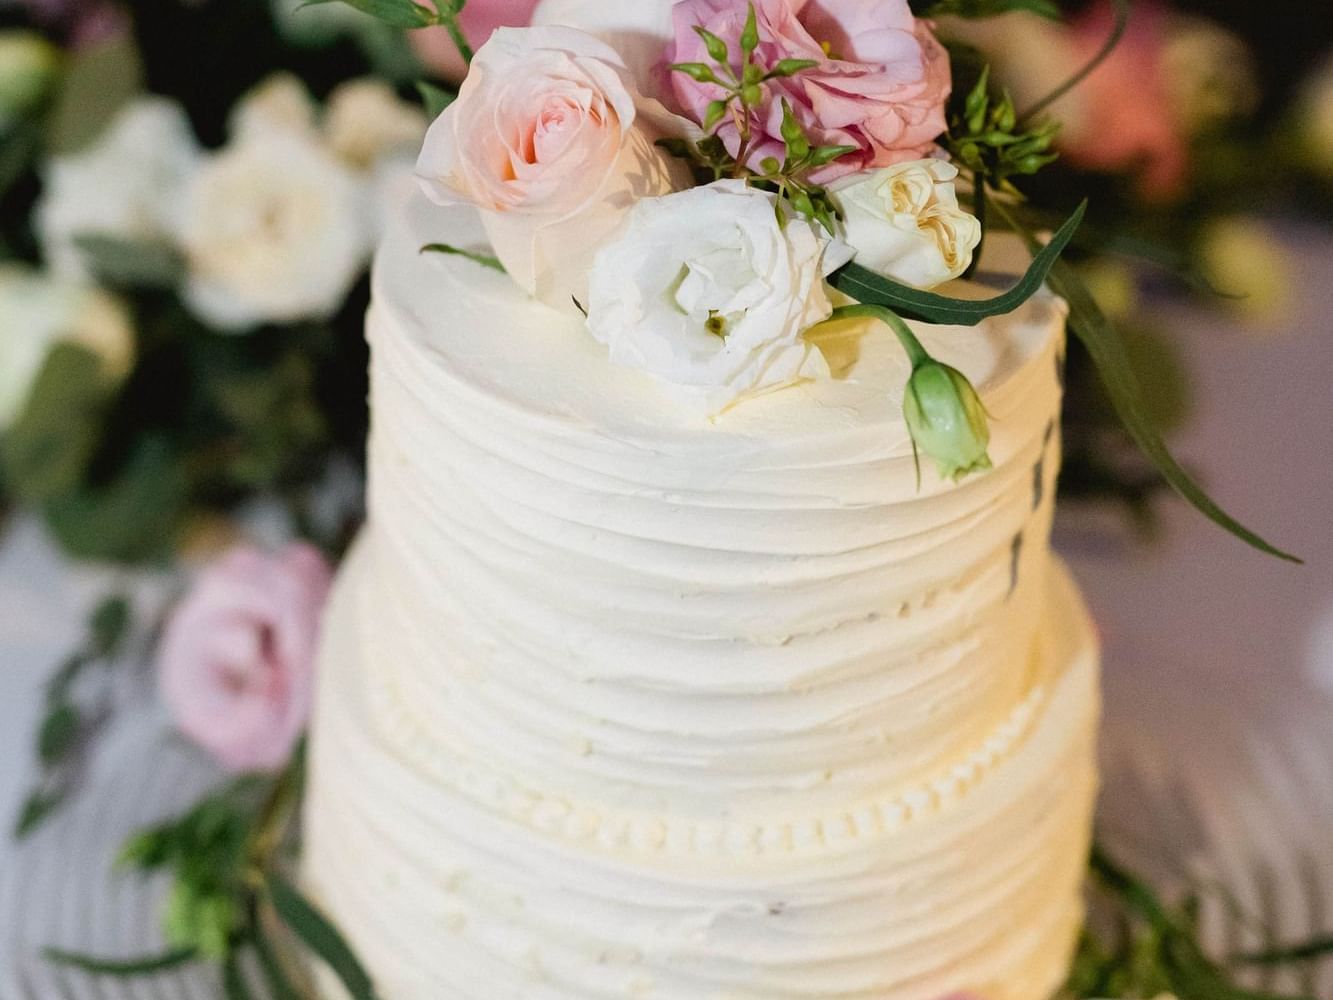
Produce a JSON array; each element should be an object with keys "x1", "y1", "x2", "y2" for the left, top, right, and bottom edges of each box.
[
  {"x1": 0, "y1": 32, "x2": 60, "y2": 125},
  {"x1": 903, "y1": 360, "x2": 992, "y2": 482}
]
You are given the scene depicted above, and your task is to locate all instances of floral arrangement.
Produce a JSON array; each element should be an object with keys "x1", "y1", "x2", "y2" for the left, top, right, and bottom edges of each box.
[{"x1": 2, "y1": 0, "x2": 1328, "y2": 997}]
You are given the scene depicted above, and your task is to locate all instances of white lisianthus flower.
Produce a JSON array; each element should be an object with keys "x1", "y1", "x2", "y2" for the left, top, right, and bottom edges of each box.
[
  {"x1": 177, "y1": 130, "x2": 370, "y2": 332},
  {"x1": 586, "y1": 180, "x2": 852, "y2": 414},
  {"x1": 36, "y1": 96, "x2": 201, "y2": 278},
  {"x1": 829, "y1": 160, "x2": 981, "y2": 289},
  {"x1": 325, "y1": 78, "x2": 426, "y2": 172},
  {"x1": 0, "y1": 266, "x2": 133, "y2": 430},
  {"x1": 228, "y1": 73, "x2": 319, "y2": 144}
]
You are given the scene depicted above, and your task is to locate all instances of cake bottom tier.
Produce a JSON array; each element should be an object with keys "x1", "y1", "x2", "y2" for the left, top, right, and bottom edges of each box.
[{"x1": 303, "y1": 541, "x2": 1100, "y2": 1000}]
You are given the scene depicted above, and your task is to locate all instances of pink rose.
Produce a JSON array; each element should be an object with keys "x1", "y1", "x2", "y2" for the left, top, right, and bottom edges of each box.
[
  {"x1": 410, "y1": 0, "x2": 541, "y2": 83},
  {"x1": 157, "y1": 543, "x2": 332, "y2": 774},
  {"x1": 1057, "y1": 0, "x2": 1189, "y2": 201},
  {"x1": 415, "y1": 25, "x2": 684, "y2": 311},
  {"x1": 665, "y1": 0, "x2": 951, "y2": 182}
]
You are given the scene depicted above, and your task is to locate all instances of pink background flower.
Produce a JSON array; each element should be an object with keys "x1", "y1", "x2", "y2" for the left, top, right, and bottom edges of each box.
[
  {"x1": 1057, "y1": 0, "x2": 1190, "y2": 201},
  {"x1": 157, "y1": 543, "x2": 332, "y2": 774},
  {"x1": 665, "y1": 0, "x2": 950, "y2": 182},
  {"x1": 410, "y1": 0, "x2": 542, "y2": 82}
]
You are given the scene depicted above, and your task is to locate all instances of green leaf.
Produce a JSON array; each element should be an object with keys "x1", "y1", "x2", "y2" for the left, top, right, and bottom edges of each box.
[
  {"x1": 44, "y1": 947, "x2": 198, "y2": 975},
  {"x1": 768, "y1": 57, "x2": 818, "y2": 79},
  {"x1": 739, "y1": 3, "x2": 759, "y2": 54},
  {"x1": 297, "y1": 0, "x2": 436, "y2": 29},
  {"x1": 44, "y1": 436, "x2": 186, "y2": 565},
  {"x1": 703, "y1": 99, "x2": 728, "y2": 132},
  {"x1": 268, "y1": 875, "x2": 379, "y2": 1000},
  {"x1": 1046, "y1": 254, "x2": 1301, "y2": 564},
  {"x1": 223, "y1": 950, "x2": 255, "y2": 1000},
  {"x1": 415, "y1": 81, "x2": 455, "y2": 119},
  {"x1": 779, "y1": 99, "x2": 808, "y2": 160},
  {"x1": 910, "y1": 0, "x2": 1061, "y2": 19},
  {"x1": 829, "y1": 200, "x2": 1086, "y2": 327},
  {"x1": 692, "y1": 26, "x2": 730, "y2": 67},
  {"x1": 1235, "y1": 936, "x2": 1333, "y2": 965},
  {"x1": 670, "y1": 62, "x2": 718, "y2": 85},
  {"x1": 90, "y1": 594, "x2": 132, "y2": 658},
  {"x1": 1, "y1": 343, "x2": 108, "y2": 505},
  {"x1": 72, "y1": 234, "x2": 185, "y2": 289},
  {"x1": 253, "y1": 932, "x2": 303, "y2": 1000},
  {"x1": 38, "y1": 703, "x2": 80, "y2": 766},
  {"x1": 420, "y1": 243, "x2": 505, "y2": 272},
  {"x1": 14, "y1": 788, "x2": 65, "y2": 839},
  {"x1": 808, "y1": 144, "x2": 857, "y2": 168},
  {"x1": 45, "y1": 34, "x2": 143, "y2": 155}
]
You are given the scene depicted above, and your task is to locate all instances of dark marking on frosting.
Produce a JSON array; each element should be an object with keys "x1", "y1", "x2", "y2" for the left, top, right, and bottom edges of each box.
[{"x1": 1009, "y1": 532, "x2": 1024, "y2": 597}]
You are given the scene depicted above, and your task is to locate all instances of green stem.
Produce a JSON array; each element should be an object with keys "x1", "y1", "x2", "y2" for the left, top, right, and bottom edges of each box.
[
  {"x1": 1018, "y1": 0, "x2": 1130, "y2": 125},
  {"x1": 964, "y1": 172, "x2": 986, "y2": 281},
  {"x1": 437, "y1": 12, "x2": 473, "y2": 65},
  {"x1": 828, "y1": 304, "x2": 929, "y2": 368}
]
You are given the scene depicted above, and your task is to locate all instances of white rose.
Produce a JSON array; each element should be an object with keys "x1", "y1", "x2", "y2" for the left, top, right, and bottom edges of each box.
[
  {"x1": 0, "y1": 266, "x2": 133, "y2": 431},
  {"x1": 36, "y1": 96, "x2": 201, "y2": 279},
  {"x1": 228, "y1": 73, "x2": 319, "y2": 144},
  {"x1": 325, "y1": 78, "x2": 426, "y2": 171},
  {"x1": 177, "y1": 130, "x2": 370, "y2": 332},
  {"x1": 415, "y1": 26, "x2": 685, "y2": 313},
  {"x1": 587, "y1": 180, "x2": 852, "y2": 415},
  {"x1": 829, "y1": 160, "x2": 981, "y2": 289}
]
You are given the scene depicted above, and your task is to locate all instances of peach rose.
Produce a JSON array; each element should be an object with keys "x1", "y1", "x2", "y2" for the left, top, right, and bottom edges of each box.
[
  {"x1": 157, "y1": 543, "x2": 332, "y2": 774},
  {"x1": 415, "y1": 25, "x2": 684, "y2": 312}
]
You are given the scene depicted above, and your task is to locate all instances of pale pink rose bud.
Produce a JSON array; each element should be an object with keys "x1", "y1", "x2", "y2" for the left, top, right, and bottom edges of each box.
[
  {"x1": 157, "y1": 543, "x2": 332, "y2": 774},
  {"x1": 665, "y1": 0, "x2": 951, "y2": 183},
  {"x1": 414, "y1": 25, "x2": 686, "y2": 313}
]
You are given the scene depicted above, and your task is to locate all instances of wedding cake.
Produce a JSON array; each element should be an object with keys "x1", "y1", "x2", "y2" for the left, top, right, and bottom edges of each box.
[{"x1": 304, "y1": 1, "x2": 1100, "y2": 997}]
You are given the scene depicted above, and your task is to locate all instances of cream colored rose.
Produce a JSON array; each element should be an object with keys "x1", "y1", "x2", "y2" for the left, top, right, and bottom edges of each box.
[
  {"x1": 586, "y1": 180, "x2": 852, "y2": 415},
  {"x1": 415, "y1": 25, "x2": 683, "y2": 312},
  {"x1": 325, "y1": 78, "x2": 426, "y2": 171},
  {"x1": 829, "y1": 160, "x2": 981, "y2": 289},
  {"x1": 228, "y1": 73, "x2": 319, "y2": 144},
  {"x1": 0, "y1": 266, "x2": 133, "y2": 430},
  {"x1": 178, "y1": 130, "x2": 370, "y2": 331},
  {"x1": 36, "y1": 97, "x2": 201, "y2": 279}
]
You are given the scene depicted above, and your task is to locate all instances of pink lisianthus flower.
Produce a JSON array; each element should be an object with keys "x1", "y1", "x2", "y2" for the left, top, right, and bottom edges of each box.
[
  {"x1": 157, "y1": 543, "x2": 333, "y2": 774},
  {"x1": 665, "y1": 0, "x2": 951, "y2": 182},
  {"x1": 1057, "y1": 0, "x2": 1189, "y2": 201},
  {"x1": 410, "y1": 0, "x2": 542, "y2": 82}
]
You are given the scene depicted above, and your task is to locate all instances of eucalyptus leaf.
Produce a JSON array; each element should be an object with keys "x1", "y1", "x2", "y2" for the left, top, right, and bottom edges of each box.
[
  {"x1": 1042, "y1": 256, "x2": 1299, "y2": 564},
  {"x1": 45, "y1": 34, "x2": 143, "y2": 154},
  {"x1": 297, "y1": 0, "x2": 436, "y2": 29},
  {"x1": 89, "y1": 595, "x2": 132, "y2": 659},
  {"x1": 415, "y1": 81, "x2": 455, "y2": 120},
  {"x1": 1, "y1": 343, "x2": 108, "y2": 504},
  {"x1": 44, "y1": 946, "x2": 198, "y2": 975},
  {"x1": 829, "y1": 200, "x2": 1085, "y2": 327},
  {"x1": 14, "y1": 789, "x2": 64, "y2": 839},
  {"x1": 73, "y1": 234, "x2": 185, "y2": 289},
  {"x1": 38, "y1": 703, "x2": 80, "y2": 766},
  {"x1": 268, "y1": 874, "x2": 379, "y2": 1000}
]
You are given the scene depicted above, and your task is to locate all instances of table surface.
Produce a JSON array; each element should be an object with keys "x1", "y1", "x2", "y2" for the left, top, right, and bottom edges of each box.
[{"x1": 2, "y1": 227, "x2": 1332, "y2": 948}]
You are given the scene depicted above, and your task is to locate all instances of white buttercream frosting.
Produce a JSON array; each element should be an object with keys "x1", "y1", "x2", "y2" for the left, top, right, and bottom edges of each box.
[{"x1": 303, "y1": 193, "x2": 1100, "y2": 999}]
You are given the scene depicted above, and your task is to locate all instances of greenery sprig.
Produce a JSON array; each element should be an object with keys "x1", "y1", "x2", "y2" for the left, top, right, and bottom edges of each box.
[
  {"x1": 303, "y1": 0, "x2": 474, "y2": 64},
  {"x1": 48, "y1": 750, "x2": 383, "y2": 1000},
  {"x1": 947, "y1": 66, "x2": 1061, "y2": 196},
  {"x1": 14, "y1": 594, "x2": 132, "y2": 839}
]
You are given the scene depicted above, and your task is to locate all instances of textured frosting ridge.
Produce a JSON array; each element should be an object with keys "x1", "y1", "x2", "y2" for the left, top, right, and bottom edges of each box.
[{"x1": 303, "y1": 195, "x2": 1100, "y2": 999}]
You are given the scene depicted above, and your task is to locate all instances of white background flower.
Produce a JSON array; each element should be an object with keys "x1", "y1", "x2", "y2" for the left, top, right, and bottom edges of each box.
[
  {"x1": 587, "y1": 180, "x2": 851, "y2": 414},
  {"x1": 228, "y1": 73, "x2": 320, "y2": 145},
  {"x1": 0, "y1": 265, "x2": 133, "y2": 430},
  {"x1": 829, "y1": 159, "x2": 980, "y2": 289},
  {"x1": 325, "y1": 78, "x2": 426, "y2": 171},
  {"x1": 177, "y1": 129, "x2": 370, "y2": 331},
  {"x1": 415, "y1": 25, "x2": 684, "y2": 312},
  {"x1": 36, "y1": 96, "x2": 201, "y2": 278}
]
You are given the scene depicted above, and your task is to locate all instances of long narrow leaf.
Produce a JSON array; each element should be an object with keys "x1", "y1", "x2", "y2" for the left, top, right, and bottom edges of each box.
[
  {"x1": 267, "y1": 875, "x2": 378, "y2": 1000},
  {"x1": 44, "y1": 947, "x2": 198, "y2": 975},
  {"x1": 297, "y1": 0, "x2": 435, "y2": 29},
  {"x1": 223, "y1": 951, "x2": 254, "y2": 1000},
  {"x1": 1046, "y1": 258, "x2": 1299, "y2": 563},
  {"x1": 253, "y1": 931, "x2": 303, "y2": 1000},
  {"x1": 829, "y1": 200, "x2": 1085, "y2": 327},
  {"x1": 1235, "y1": 936, "x2": 1333, "y2": 965}
]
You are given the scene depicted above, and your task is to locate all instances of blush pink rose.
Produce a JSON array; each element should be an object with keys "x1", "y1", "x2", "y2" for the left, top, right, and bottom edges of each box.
[
  {"x1": 415, "y1": 25, "x2": 684, "y2": 311},
  {"x1": 157, "y1": 543, "x2": 332, "y2": 774},
  {"x1": 1057, "y1": 0, "x2": 1189, "y2": 201},
  {"x1": 665, "y1": 0, "x2": 951, "y2": 182},
  {"x1": 410, "y1": 0, "x2": 542, "y2": 82}
]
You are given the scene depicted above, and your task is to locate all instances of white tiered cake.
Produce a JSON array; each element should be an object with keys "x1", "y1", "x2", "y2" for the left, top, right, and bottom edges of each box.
[{"x1": 303, "y1": 196, "x2": 1100, "y2": 999}]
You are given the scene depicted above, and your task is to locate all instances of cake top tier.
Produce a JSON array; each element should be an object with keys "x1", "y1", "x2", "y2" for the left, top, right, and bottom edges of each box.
[{"x1": 377, "y1": 197, "x2": 1065, "y2": 494}]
